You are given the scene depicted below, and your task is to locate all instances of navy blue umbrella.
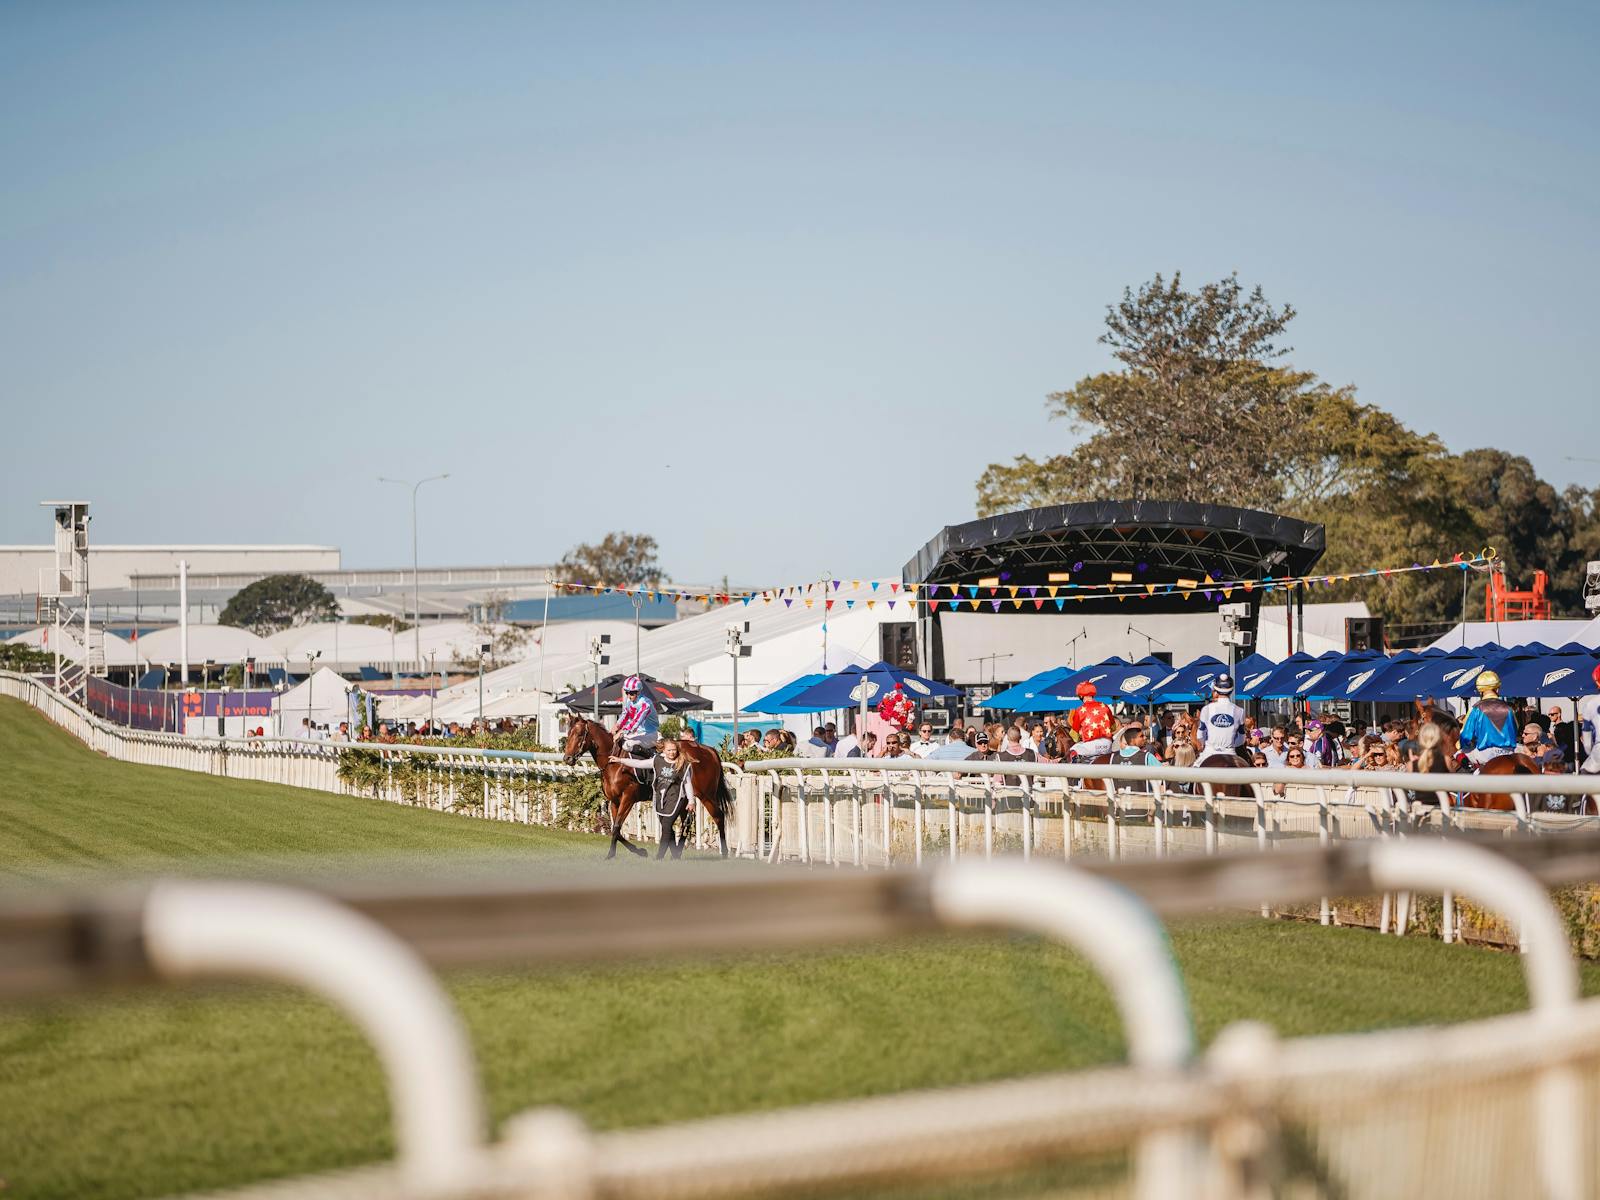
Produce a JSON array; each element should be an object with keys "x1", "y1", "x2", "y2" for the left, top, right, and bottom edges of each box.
[
  {"x1": 1490, "y1": 645, "x2": 1600, "y2": 698},
  {"x1": 1249, "y1": 652, "x2": 1345, "y2": 699},
  {"x1": 1040, "y1": 656, "x2": 1132, "y2": 700},
  {"x1": 1080, "y1": 656, "x2": 1175, "y2": 701},
  {"x1": 1232, "y1": 652, "x2": 1280, "y2": 698},
  {"x1": 783, "y1": 661, "x2": 959, "y2": 710},
  {"x1": 1138, "y1": 655, "x2": 1230, "y2": 703},
  {"x1": 1299, "y1": 649, "x2": 1389, "y2": 701}
]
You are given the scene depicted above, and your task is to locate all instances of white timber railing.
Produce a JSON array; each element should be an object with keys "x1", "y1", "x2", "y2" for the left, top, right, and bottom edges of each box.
[{"x1": 5, "y1": 838, "x2": 1599, "y2": 1200}]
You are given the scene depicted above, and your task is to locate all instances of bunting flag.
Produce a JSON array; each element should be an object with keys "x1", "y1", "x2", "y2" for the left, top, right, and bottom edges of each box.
[{"x1": 541, "y1": 549, "x2": 1497, "y2": 610}]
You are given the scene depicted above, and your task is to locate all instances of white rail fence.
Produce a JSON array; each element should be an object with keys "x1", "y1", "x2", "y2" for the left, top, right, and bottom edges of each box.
[
  {"x1": 11, "y1": 668, "x2": 1600, "y2": 878},
  {"x1": 7, "y1": 839, "x2": 1600, "y2": 1200}
]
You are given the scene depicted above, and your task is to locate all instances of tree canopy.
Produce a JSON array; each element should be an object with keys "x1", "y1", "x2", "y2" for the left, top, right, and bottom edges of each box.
[
  {"x1": 976, "y1": 273, "x2": 1600, "y2": 623},
  {"x1": 556, "y1": 532, "x2": 663, "y2": 588},
  {"x1": 219, "y1": 574, "x2": 339, "y2": 636}
]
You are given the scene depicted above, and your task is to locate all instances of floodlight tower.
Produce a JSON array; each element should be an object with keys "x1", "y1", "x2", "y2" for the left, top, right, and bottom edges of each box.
[{"x1": 39, "y1": 502, "x2": 94, "y2": 698}]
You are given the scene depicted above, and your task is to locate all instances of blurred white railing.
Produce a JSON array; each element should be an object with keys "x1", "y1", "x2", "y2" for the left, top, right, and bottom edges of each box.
[{"x1": 6, "y1": 838, "x2": 1598, "y2": 1200}]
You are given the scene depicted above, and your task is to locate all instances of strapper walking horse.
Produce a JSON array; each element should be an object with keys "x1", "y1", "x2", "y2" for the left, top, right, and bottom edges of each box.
[{"x1": 563, "y1": 716, "x2": 735, "y2": 859}]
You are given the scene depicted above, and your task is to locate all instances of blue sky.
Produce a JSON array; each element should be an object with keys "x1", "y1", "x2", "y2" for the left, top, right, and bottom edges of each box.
[{"x1": 2, "y1": 2, "x2": 1595, "y2": 584}]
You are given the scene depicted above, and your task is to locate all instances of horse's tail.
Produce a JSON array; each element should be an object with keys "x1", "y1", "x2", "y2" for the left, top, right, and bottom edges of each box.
[{"x1": 716, "y1": 762, "x2": 733, "y2": 815}]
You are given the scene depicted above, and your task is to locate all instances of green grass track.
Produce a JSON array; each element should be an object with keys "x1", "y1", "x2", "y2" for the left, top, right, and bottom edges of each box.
[{"x1": 2, "y1": 695, "x2": 1596, "y2": 1200}]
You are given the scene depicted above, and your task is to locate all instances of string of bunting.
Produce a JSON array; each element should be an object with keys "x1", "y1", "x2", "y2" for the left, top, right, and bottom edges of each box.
[{"x1": 551, "y1": 549, "x2": 1499, "y2": 613}]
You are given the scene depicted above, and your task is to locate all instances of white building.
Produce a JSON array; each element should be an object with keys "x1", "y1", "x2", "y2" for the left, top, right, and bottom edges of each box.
[{"x1": 0, "y1": 544, "x2": 340, "y2": 595}]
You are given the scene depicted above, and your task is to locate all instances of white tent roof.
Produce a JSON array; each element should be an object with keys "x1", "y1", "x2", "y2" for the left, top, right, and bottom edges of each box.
[
  {"x1": 136, "y1": 623, "x2": 283, "y2": 666},
  {"x1": 422, "y1": 580, "x2": 906, "y2": 713},
  {"x1": 1425, "y1": 620, "x2": 1596, "y2": 650},
  {"x1": 1256, "y1": 601, "x2": 1371, "y2": 660},
  {"x1": 273, "y1": 666, "x2": 353, "y2": 728},
  {"x1": 5, "y1": 626, "x2": 141, "y2": 666}
]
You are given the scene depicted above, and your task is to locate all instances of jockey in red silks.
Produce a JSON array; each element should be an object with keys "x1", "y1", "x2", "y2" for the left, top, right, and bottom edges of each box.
[
  {"x1": 615, "y1": 675, "x2": 659, "y2": 757},
  {"x1": 1067, "y1": 679, "x2": 1115, "y2": 758}
]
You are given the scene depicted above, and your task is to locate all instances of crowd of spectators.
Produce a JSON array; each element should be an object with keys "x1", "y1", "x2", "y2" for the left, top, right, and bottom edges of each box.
[{"x1": 777, "y1": 699, "x2": 1590, "y2": 776}]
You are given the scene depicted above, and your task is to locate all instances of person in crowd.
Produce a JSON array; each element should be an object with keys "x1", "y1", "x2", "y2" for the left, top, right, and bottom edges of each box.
[
  {"x1": 762, "y1": 729, "x2": 785, "y2": 752},
  {"x1": 834, "y1": 728, "x2": 871, "y2": 758},
  {"x1": 802, "y1": 725, "x2": 832, "y2": 758},
  {"x1": 736, "y1": 729, "x2": 759, "y2": 753},
  {"x1": 1549, "y1": 705, "x2": 1579, "y2": 766},
  {"x1": 984, "y1": 721, "x2": 1006, "y2": 753},
  {"x1": 926, "y1": 727, "x2": 980, "y2": 760},
  {"x1": 908, "y1": 721, "x2": 939, "y2": 757},
  {"x1": 963, "y1": 726, "x2": 978, "y2": 748},
  {"x1": 1027, "y1": 722, "x2": 1047, "y2": 758},
  {"x1": 1518, "y1": 722, "x2": 1564, "y2": 772},
  {"x1": 1285, "y1": 745, "x2": 1307, "y2": 770},
  {"x1": 972, "y1": 731, "x2": 995, "y2": 760},
  {"x1": 879, "y1": 732, "x2": 905, "y2": 757},
  {"x1": 678, "y1": 725, "x2": 698, "y2": 743},
  {"x1": 1580, "y1": 670, "x2": 1600, "y2": 773},
  {"x1": 1459, "y1": 671, "x2": 1518, "y2": 767},
  {"x1": 1067, "y1": 680, "x2": 1115, "y2": 759},
  {"x1": 609, "y1": 735, "x2": 696, "y2": 860},
  {"x1": 1115, "y1": 723, "x2": 1161, "y2": 769},
  {"x1": 1381, "y1": 741, "x2": 1406, "y2": 771},
  {"x1": 823, "y1": 723, "x2": 839, "y2": 752},
  {"x1": 1169, "y1": 713, "x2": 1200, "y2": 768},
  {"x1": 1303, "y1": 718, "x2": 1335, "y2": 767},
  {"x1": 1262, "y1": 725, "x2": 1292, "y2": 768},
  {"x1": 995, "y1": 726, "x2": 1035, "y2": 785}
]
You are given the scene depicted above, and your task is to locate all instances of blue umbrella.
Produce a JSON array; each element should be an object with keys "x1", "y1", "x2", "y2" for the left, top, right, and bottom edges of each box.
[
  {"x1": 1138, "y1": 655, "x2": 1229, "y2": 703},
  {"x1": 1485, "y1": 645, "x2": 1600, "y2": 699},
  {"x1": 1039, "y1": 656, "x2": 1132, "y2": 700},
  {"x1": 1249, "y1": 652, "x2": 1345, "y2": 699},
  {"x1": 978, "y1": 667, "x2": 1074, "y2": 710},
  {"x1": 1232, "y1": 652, "x2": 1280, "y2": 698},
  {"x1": 1300, "y1": 649, "x2": 1389, "y2": 701},
  {"x1": 1372, "y1": 643, "x2": 1510, "y2": 701},
  {"x1": 744, "y1": 674, "x2": 832, "y2": 714},
  {"x1": 783, "y1": 661, "x2": 959, "y2": 711},
  {"x1": 1090, "y1": 656, "x2": 1190, "y2": 702}
]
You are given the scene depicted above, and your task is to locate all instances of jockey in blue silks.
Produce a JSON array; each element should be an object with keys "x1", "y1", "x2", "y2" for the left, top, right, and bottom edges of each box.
[{"x1": 1458, "y1": 670, "x2": 1517, "y2": 767}]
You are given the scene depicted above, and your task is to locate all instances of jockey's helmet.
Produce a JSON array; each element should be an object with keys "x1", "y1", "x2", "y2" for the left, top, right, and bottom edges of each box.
[
  {"x1": 1593, "y1": 662, "x2": 1600, "y2": 689},
  {"x1": 1212, "y1": 674, "x2": 1235, "y2": 695},
  {"x1": 1475, "y1": 670, "x2": 1501, "y2": 697},
  {"x1": 622, "y1": 675, "x2": 642, "y2": 694},
  {"x1": 1075, "y1": 680, "x2": 1098, "y2": 699}
]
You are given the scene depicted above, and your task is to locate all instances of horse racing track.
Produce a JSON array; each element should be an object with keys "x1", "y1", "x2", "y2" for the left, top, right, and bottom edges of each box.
[{"x1": 4, "y1": 695, "x2": 1600, "y2": 1200}]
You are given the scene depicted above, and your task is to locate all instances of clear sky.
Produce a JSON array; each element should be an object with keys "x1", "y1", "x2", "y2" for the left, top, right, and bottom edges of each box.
[{"x1": 2, "y1": 2, "x2": 1595, "y2": 585}]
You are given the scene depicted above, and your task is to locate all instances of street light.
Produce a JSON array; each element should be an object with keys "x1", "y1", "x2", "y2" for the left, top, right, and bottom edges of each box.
[
  {"x1": 477, "y1": 642, "x2": 491, "y2": 725},
  {"x1": 378, "y1": 473, "x2": 449, "y2": 670},
  {"x1": 726, "y1": 623, "x2": 751, "y2": 744},
  {"x1": 305, "y1": 650, "x2": 321, "y2": 737}
]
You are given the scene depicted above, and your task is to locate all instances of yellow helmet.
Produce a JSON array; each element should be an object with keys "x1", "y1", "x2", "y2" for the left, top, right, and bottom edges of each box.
[{"x1": 1475, "y1": 670, "x2": 1501, "y2": 696}]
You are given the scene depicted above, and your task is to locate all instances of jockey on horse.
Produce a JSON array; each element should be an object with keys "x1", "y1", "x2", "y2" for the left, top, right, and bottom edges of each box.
[
  {"x1": 1195, "y1": 674, "x2": 1249, "y2": 766},
  {"x1": 1458, "y1": 670, "x2": 1518, "y2": 768},
  {"x1": 1067, "y1": 679, "x2": 1115, "y2": 759},
  {"x1": 614, "y1": 674, "x2": 660, "y2": 759}
]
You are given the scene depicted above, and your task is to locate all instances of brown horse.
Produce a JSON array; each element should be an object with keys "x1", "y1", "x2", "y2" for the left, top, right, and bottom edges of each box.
[
  {"x1": 1193, "y1": 748, "x2": 1255, "y2": 799},
  {"x1": 562, "y1": 716, "x2": 734, "y2": 859},
  {"x1": 1461, "y1": 753, "x2": 1538, "y2": 813}
]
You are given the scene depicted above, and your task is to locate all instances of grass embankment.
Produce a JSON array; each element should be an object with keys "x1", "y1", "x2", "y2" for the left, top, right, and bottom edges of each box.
[{"x1": 2, "y1": 695, "x2": 1595, "y2": 1200}]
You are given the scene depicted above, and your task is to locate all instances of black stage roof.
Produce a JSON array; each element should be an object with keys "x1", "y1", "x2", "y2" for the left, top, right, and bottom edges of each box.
[{"x1": 904, "y1": 500, "x2": 1324, "y2": 615}]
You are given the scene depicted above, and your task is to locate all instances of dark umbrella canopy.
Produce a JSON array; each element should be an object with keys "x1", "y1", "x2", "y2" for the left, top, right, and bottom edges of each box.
[
  {"x1": 556, "y1": 673, "x2": 713, "y2": 713},
  {"x1": 783, "y1": 661, "x2": 959, "y2": 709}
]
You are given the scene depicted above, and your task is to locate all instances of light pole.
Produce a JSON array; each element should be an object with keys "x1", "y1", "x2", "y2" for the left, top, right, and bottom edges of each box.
[
  {"x1": 378, "y1": 473, "x2": 448, "y2": 670},
  {"x1": 305, "y1": 650, "x2": 321, "y2": 736},
  {"x1": 477, "y1": 642, "x2": 491, "y2": 726},
  {"x1": 426, "y1": 650, "x2": 438, "y2": 732},
  {"x1": 726, "y1": 622, "x2": 750, "y2": 744},
  {"x1": 588, "y1": 634, "x2": 611, "y2": 723}
]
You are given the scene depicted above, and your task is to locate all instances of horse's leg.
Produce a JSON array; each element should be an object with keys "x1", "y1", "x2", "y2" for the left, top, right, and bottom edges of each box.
[{"x1": 616, "y1": 789, "x2": 649, "y2": 857}]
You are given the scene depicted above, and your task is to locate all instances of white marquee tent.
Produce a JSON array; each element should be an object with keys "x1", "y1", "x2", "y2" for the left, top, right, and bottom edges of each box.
[
  {"x1": 135, "y1": 624, "x2": 283, "y2": 668},
  {"x1": 274, "y1": 667, "x2": 355, "y2": 734},
  {"x1": 4, "y1": 626, "x2": 142, "y2": 667}
]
